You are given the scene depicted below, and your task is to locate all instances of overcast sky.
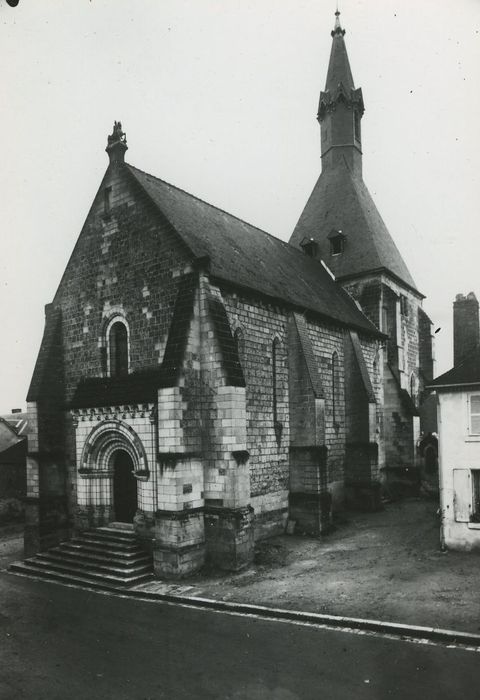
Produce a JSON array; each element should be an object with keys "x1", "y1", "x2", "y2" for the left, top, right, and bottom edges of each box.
[{"x1": 0, "y1": 0, "x2": 479, "y2": 413}]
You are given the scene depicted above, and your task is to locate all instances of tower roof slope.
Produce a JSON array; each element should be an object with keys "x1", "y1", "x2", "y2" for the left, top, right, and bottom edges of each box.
[
  {"x1": 290, "y1": 159, "x2": 419, "y2": 294},
  {"x1": 127, "y1": 163, "x2": 382, "y2": 337}
]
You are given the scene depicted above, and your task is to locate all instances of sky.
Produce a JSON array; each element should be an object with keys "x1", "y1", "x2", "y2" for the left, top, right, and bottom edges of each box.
[{"x1": 0, "y1": 0, "x2": 479, "y2": 413}]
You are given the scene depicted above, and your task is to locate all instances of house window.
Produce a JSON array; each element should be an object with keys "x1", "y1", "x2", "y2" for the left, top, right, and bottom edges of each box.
[
  {"x1": 453, "y1": 469, "x2": 480, "y2": 523},
  {"x1": 328, "y1": 229, "x2": 346, "y2": 256},
  {"x1": 330, "y1": 236, "x2": 344, "y2": 256},
  {"x1": 108, "y1": 320, "x2": 129, "y2": 377},
  {"x1": 469, "y1": 394, "x2": 480, "y2": 435},
  {"x1": 301, "y1": 238, "x2": 318, "y2": 258},
  {"x1": 473, "y1": 471, "x2": 480, "y2": 520}
]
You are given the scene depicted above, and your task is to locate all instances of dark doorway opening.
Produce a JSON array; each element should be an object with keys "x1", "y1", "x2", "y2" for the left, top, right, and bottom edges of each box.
[
  {"x1": 113, "y1": 451, "x2": 137, "y2": 522},
  {"x1": 424, "y1": 444, "x2": 438, "y2": 475}
]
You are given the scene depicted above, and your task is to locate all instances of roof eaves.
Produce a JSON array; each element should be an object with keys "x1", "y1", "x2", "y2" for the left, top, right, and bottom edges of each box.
[
  {"x1": 211, "y1": 274, "x2": 385, "y2": 340},
  {"x1": 426, "y1": 381, "x2": 480, "y2": 391},
  {"x1": 337, "y1": 266, "x2": 424, "y2": 299}
]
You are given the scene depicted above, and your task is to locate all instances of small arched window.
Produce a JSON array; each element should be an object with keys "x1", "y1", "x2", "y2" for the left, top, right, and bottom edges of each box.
[
  {"x1": 332, "y1": 351, "x2": 340, "y2": 427},
  {"x1": 372, "y1": 348, "x2": 380, "y2": 380},
  {"x1": 109, "y1": 321, "x2": 129, "y2": 377},
  {"x1": 410, "y1": 372, "x2": 418, "y2": 405},
  {"x1": 272, "y1": 337, "x2": 282, "y2": 445},
  {"x1": 234, "y1": 328, "x2": 245, "y2": 370}
]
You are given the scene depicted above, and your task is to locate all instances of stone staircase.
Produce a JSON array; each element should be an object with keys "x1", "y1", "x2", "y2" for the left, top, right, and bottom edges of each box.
[{"x1": 9, "y1": 525, "x2": 154, "y2": 589}]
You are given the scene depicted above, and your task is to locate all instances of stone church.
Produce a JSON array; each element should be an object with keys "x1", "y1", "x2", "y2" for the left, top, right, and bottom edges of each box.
[{"x1": 23, "y1": 12, "x2": 434, "y2": 580}]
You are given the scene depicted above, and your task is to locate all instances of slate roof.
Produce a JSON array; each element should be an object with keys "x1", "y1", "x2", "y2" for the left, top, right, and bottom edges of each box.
[
  {"x1": 289, "y1": 159, "x2": 420, "y2": 295},
  {"x1": 27, "y1": 306, "x2": 62, "y2": 403},
  {"x1": 0, "y1": 417, "x2": 25, "y2": 454},
  {"x1": 126, "y1": 164, "x2": 382, "y2": 338},
  {"x1": 324, "y1": 18, "x2": 355, "y2": 94},
  {"x1": 70, "y1": 370, "x2": 164, "y2": 409},
  {"x1": 428, "y1": 347, "x2": 480, "y2": 390},
  {"x1": 0, "y1": 412, "x2": 29, "y2": 438}
]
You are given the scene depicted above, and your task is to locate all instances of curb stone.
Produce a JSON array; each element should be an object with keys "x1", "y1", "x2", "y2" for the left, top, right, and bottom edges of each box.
[{"x1": 8, "y1": 567, "x2": 480, "y2": 648}]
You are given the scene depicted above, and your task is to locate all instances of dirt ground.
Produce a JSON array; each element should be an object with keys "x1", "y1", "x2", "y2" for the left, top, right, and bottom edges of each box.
[
  {"x1": 157, "y1": 498, "x2": 480, "y2": 634},
  {"x1": 5, "y1": 501, "x2": 480, "y2": 634},
  {"x1": 0, "y1": 523, "x2": 24, "y2": 570}
]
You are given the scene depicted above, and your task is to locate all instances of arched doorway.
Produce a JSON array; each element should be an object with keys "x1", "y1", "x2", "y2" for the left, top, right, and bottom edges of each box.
[{"x1": 113, "y1": 450, "x2": 137, "y2": 523}]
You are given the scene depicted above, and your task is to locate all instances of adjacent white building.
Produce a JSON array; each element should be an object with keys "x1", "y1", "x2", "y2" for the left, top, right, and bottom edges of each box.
[{"x1": 429, "y1": 293, "x2": 480, "y2": 550}]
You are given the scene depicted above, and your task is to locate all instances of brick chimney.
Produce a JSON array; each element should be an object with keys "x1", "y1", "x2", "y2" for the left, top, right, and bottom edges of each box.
[{"x1": 453, "y1": 292, "x2": 479, "y2": 365}]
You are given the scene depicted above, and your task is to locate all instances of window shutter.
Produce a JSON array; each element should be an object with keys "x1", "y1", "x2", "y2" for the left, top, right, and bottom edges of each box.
[{"x1": 453, "y1": 469, "x2": 472, "y2": 522}]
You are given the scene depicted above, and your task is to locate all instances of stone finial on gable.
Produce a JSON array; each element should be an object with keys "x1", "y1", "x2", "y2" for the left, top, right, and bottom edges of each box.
[{"x1": 106, "y1": 121, "x2": 128, "y2": 164}]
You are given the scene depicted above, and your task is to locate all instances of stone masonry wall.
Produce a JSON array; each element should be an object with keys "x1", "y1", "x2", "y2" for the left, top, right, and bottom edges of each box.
[
  {"x1": 221, "y1": 289, "x2": 289, "y2": 511},
  {"x1": 48, "y1": 163, "x2": 196, "y2": 531},
  {"x1": 53, "y1": 162, "x2": 195, "y2": 404},
  {"x1": 344, "y1": 274, "x2": 424, "y2": 397},
  {"x1": 344, "y1": 273, "x2": 430, "y2": 476},
  {"x1": 222, "y1": 285, "x2": 382, "y2": 516},
  {"x1": 307, "y1": 321, "x2": 345, "y2": 496}
]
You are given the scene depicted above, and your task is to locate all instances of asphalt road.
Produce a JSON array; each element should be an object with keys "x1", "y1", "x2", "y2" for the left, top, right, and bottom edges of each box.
[{"x1": 0, "y1": 572, "x2": 479, "y2": 700}]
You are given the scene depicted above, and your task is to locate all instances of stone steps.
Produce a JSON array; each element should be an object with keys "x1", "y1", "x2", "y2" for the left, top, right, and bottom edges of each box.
[
  {"x1": 9, "y1": 526, "x2": 154, "y2": 589},
  {"x1": 60, "y1": 541, "x2": 145, "y2": 561}
]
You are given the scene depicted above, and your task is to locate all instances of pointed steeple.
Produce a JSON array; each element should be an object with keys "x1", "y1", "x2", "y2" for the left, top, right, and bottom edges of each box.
[
  {"x1": 318, "y1": 10, "x2": 364, "y2": 175},
  {"x1": 324, "y1": 10, "x2": 354, "y2": 94},
  {"x1": 289, "y1": 11, "x2": 420, "y2": 296}
]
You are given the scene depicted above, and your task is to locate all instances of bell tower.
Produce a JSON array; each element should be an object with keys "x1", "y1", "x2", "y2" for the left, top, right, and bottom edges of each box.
[{"x1": 318, "y1": 11, "x2": 364, "y2": 176}]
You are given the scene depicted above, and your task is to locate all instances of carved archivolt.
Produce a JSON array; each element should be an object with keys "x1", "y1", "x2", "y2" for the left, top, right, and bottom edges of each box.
[{"x1": 79, "y1": 419, "x2": 149, "y2": 478}]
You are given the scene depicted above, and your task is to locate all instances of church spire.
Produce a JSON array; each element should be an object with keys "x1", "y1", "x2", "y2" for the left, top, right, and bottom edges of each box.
[
  {"x1": 318, "y1": 10, "x2": 364, "y2": 174},
  {"x1": 332, "y1": 8, "x2": 344, "y2": 37},
  {"x1": 289, "y1": 11, "x2": 419, "y2": 295},
  {"x1": 324, "y1": 9, "x2": 354, "y2": 93}
]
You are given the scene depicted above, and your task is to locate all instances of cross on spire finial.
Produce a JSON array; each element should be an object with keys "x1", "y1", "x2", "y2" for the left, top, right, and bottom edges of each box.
[{"x1": 331, "y1": 6, "x2": 346, "y2": 37}]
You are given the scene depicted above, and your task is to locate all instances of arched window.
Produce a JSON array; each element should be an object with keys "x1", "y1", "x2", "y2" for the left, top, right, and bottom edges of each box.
[
  {"x1": 272, "y1": 337, "x2": 282, "y2": 444},
  {"x1": 332, "y1": 351, "x2": 340, "y2": 427},
  {"x1": 108, "y1": 320, "x2": 129, "y2": 377},
  {"x1": 410, "y1": 371, "x2": 418, "y2": 405},
  {"x1": 234, "y1": 327, "x2": 245, "y2": 370}
]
